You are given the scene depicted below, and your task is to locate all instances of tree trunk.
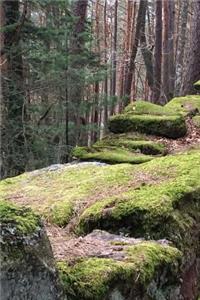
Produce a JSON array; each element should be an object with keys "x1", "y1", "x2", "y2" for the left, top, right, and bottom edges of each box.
[
  {"x1": 152, "y1": 0, "x2": 162, "y2": 104},
  {"x1": 69, "y1": 0, "x2": 88, "y2": 146},
  {"x1": 175, "y1": 0, "x2": 189, "y2": 96},
  {"x1": 124, "y1": 0, "x2": 146, "y2": 104},
  {"x1": 140, "y1": 0, "x2": 153, "y2": 90},
  {"x1": 1, "y1": 0, "x2": 26, "y2": 178},
  {"x1": 183, "y1": 1, "x2": 200, "y2": 95},
  {"x1": 162, "y1": 0, "x2": 170, "y2": 102}
]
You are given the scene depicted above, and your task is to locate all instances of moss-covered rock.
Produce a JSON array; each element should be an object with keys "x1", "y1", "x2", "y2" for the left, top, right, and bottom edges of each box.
[
  {"x1": 57, "y1": 230, "x2": 181, "y2": 300},
  {"x1": 165, "y1": 95, "x2": 200, "y2": 116},
  {"x1": 108, "y1": 114, "x2": 187, "y2": 138},
  {"x1": 0, "y1": 200, "x2": 61, "y2": 300},
  {"x1": 72, "y1": 146, "x2": 153, "y2": 164},
  {"x1": 78, "y1": 151, "x2": 200, "y2": 251},
  {"x1": 124, "y1": 100, "x2": 174, "y2": 116},
  {"x1": 0, "y1": 163, "x2": 137, "y2": 227},
  {"x1": 95, "y1": 136, "x2": 167, "y2": 155}
]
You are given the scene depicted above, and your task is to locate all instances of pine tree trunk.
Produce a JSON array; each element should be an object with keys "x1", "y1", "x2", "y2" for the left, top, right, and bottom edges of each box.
[
  {"x1": 152, "y1": 0, "x2": 162, "y2": 104},
  {"x1": 183, "y1": 1, "x2": 200, "y2": 94},
  {"x1": 175, "y1": 0, "x2": 189, "y2": 96},
  {"x1": 69, "y1": 0, "x2": 88, "y2": 146},
  {"x1": 1, "y1": 0, "x2": 26, "y2": 178},
  {"x1": 124, "y1": 0, "x2": 146, "y2": 104}
]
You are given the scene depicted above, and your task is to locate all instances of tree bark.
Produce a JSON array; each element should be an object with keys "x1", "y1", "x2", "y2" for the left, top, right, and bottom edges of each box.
[
  {"x1": 175, "y1": 0, "x2": 189, "y2": 96},
  {"x1": 183, "y1": 1, "x2": 200, "y2": 95},
  {"x1": 1, "y1": 0, "x2": 26, "y2": 178},
  {"x1": 124, "y1": 0, "x2": 146, "y2": 104},
  {"x1": 152, "y1": 0, "x2": 162, "y2": 104},
  {"x1": 69, "y1": 0, "x2": 88, "y2": 146}
]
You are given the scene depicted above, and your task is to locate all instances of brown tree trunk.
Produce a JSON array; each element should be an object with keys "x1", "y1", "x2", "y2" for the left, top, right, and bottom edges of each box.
[
  {"x1": 162, "y1": 0, "x2": 170, "y2": 102},
  {"x1": 124, "y1": 0, "x2": 146, "y2": 104},
  {"x1": 183, "y1": 1, "x2": 200, "y2": 95},
  {"x1": 175, "y1": 0, "x2": 189, "y2": 96},
  {"x1": 69, "y1": 0, "x2": 88, "y2": 146},
  {"x1": 140, "y1": 0, "x2": 153, "y2": 90},
  {"x1": 152, "y1": 0, "x2": 162, "y2": 104},
  {"x1": 1, "y1": 0, "x2": 26, "y2": 178},
  {"x1": 168, "y1": 0, "x2": 175, "y2": 99}
]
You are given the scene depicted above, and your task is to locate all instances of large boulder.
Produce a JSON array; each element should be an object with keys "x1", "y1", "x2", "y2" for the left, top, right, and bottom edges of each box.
[
  {"x1": 57, "y1": 230, "x2": 182, "y2": 300},
  {"x1": 108, "y1": 114, "x2": 186, "y2": 138},
  {"x1": 0, "y1": 200, "x2": 62, "y2": 300}
]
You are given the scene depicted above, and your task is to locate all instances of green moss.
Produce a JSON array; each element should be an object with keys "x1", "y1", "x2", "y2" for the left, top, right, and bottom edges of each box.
[
  {"x1": 165, "y1": 95, "x2": 200, "y2": 115},
  {"x1": 0, "y1": 200, "x2": 40, "y2": 235},
  {"x1": 78, "y1": 151, "x2": 200, "y2": 248},
  {"x1": 95, "y1": 138, "x2": 167, "y2": 155},
  {"x1": 193, "y1": 115, "x2": 200, "y2": 128},
  {"x1": 124, "y1": 100, "x2": 174, "y2": 116},
  {"x1": 72, "y1": 146, "x2": 153, "y2": 164},
  {"x1": 0, "y1": 164, "x2": 135, "y2": 227},
  {"x1": 108, "y1": 114, "x2": 187, "y2": 138},
  {"x1": 57, "y1": 241, "x2": 181, "y2": 300}
]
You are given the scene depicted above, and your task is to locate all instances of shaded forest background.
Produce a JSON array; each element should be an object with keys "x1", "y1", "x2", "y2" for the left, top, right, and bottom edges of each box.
[{"x1": 0, "y1": 0, "x2": 200, "y2": 179}]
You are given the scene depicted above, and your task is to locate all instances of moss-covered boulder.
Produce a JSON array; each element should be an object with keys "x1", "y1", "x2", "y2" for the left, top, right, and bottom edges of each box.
[
  {"x1": 78, "y1": 151, "x2": 200, "y2": 249},
  {"x1": 95, "y1": 135, "x2": 167, "y2": 155},
  {"x1": 57, "y1": 230, "x2": 182, "y2": 300},
  {"x1": 72, "y1": 146, "x2": 153, "y2": 164},
  {"x1": 124, "y1": 100, "x2": 174, "y2": 116},
  {"x1": 108, "y1": 114, "x2": 187, "y2": 138},
  {"x1": 165, "y1": 95, "x2": 200, "y2": 116},
  {"x1": 0, "y1": 200, "x2": 62, "y2": 300}
]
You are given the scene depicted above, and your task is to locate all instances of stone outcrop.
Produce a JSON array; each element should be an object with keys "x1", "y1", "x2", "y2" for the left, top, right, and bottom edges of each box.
[
  {"x1": 0, "y1": 201, "x2": 62, "y2": 300},
  {"x1": 0, "y1": 89, "x2": 200, "y2": 299}
]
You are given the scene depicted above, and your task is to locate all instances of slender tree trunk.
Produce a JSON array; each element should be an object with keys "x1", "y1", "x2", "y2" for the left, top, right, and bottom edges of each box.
[
  {"x1": 140, "y1": 0, "x2": 153, "y2": 90},
  {"x1": 124, "y1": 0, "x2": 146, "y2": 104},
  {"x1": 152, "y1": 0, "x2": 162, "y2": 104},
  {"x1": 1, "y1": 0, "x2": 26, "y2": 178},
  {"x1": 175, "y1": 0, "x2": 189, "y2": 96},
  {"x1": 183, "y1": 1, "x2": 200, "y2": 95},
  {"x1": 168, "y1": 0, "x2": 175, "y2": 99},
  {"x1": 69, "y1": 0, "x2": 88, "y2": 146},
  {"x1": 162, "y1": 0, "x2": 170, "y2": 102}
]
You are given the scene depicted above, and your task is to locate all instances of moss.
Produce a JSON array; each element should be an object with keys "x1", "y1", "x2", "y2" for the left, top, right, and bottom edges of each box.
[
  {"x1": 108, "y1": 114, "x2": 187, "y2": 138},
  {"x1": 0, "y1": 200, "x2": 40, "y2": 235},
  {"x1": 78, "y1": 151, "x2": 200, "y2": 249},
  {"x1": 193, "y1": 115, "x2": 200, "y2": 128},
  {"x1": 0, "y1": 164, "x2": 135, "y2": 227},
  {"x1": 57, "y1": 241, "x2": 181, "y2": 300},
  {"x1": 94, "y1": 138, "x2": 167, "y2": 155},
  {"x1": 72, "y1": 146, "x2": 153, "y2": 164},
  {"x1": 165, "y1": 95, "x2": 200, "y2": 115},
  {"x1": 124, "y1": 100, "x2": 174, "y2": 116}
]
